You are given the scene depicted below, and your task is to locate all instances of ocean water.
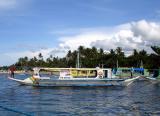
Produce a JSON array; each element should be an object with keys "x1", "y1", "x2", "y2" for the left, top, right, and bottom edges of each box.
[{"x1": 0, "y1": 74, "x2": 160, "y2": 116}]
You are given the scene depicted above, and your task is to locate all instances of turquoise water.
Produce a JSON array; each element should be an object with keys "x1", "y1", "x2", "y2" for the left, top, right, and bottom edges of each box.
[{"x1": 0, "y1": 74, "x2": 160, "y2": 116}]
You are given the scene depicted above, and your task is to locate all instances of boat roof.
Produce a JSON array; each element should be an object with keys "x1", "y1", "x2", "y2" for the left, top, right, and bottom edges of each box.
[
  {"x1": 117, "y1": 67, "x2": 144, "y2": 70},
  {"x1": 33, "y1": 67, "x2": 111, "y2": 72}
]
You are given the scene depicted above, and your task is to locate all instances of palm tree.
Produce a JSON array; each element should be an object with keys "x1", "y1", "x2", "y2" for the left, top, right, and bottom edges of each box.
[
  {"x1": 115, "y1": 47, "x2": 125, "y2": 67},
  {"x1": 38, "y1": 53, "x2": 44, "y2": 66},
  {"x1": 38, "y1": 53, "x2": 43, "y2": 60},
  {"x1": 151, "y1": 46, "x2": 160, "y2": 55},
  {"x1": 150, "y1": 46, "x2": 160, "y2": 68}
]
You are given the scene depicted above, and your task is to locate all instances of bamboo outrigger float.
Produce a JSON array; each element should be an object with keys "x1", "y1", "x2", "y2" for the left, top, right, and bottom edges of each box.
[{"x1": 8, "y1": 67, "x2": 140, "y2": 87}]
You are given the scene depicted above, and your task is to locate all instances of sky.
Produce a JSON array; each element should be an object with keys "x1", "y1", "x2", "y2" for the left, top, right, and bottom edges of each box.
[{"x1": 0, "y1": 0, "x2": 160, "y2": 66}]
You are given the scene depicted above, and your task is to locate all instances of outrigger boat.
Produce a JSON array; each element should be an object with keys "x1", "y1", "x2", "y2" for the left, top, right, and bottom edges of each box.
[
  {"x1": 144, "y1": 69, "x2": 160, "y2": 84},
  {"x1": 112, "y1": 67, "x2": 145, "y2": 78},
  {"x1": 8, "y1": 67, "x2": 140, "y2": 87}
]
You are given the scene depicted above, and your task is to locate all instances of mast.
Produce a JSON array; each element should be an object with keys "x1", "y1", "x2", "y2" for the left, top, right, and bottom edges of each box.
[
  {"x1": 76, "y1": 51, "x2": 80, "y2": 68},
  {"x1": 116, "y1": 60, "x2": 119, "y2": 69},
  {"x1": 140, "y1": 60, "x2": 143, "y2": 68}
]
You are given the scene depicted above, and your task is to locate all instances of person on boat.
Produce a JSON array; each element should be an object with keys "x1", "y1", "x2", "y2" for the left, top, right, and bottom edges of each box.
[
  {"x1": 96, "y1": 67, "x2": 104, "y2": 78},
  {"x1": 9, "y1": 65, "x2": 16, "y2": 78}
]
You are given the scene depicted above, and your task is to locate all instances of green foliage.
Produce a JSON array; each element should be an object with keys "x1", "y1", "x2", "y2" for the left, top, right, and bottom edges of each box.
[
  {"x1": 12, "y1": 46, "x2": 160, "y2": 69},
  {"x1": 151, "y1": 46, "x2": 160, "y2": 55}
]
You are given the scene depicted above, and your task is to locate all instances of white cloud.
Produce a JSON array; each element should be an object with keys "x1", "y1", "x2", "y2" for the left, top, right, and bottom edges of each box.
[
  {"x1": 3, "y1": 20, "x2": 160, "y2": 66},
  {"x1": 0, "y1": 0, "x2": 31, "y2": 13},
  {"x1": 4, "y1": 48, "x2": 54, "y2": 64},
  {"x1": 131, "y1": 20, "x2": 160, "y2": 44},
  {"x1": 56, "y1": 20, "x2": 160, "y2": 54},
  {"x1": 0, "y1": 0, "x2": 18, "y2": 10},
  {"x1": 59, "y1": 32, "x2": 108, "y2": 51},
  {"x1": 3, "y1": 46, "x2": 70, "y2": 65}
]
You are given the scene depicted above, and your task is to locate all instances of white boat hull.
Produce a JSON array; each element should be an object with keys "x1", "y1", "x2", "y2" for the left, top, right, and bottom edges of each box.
[
  {"x1": 35, "y1": 79, "x2": 124, "y2": 87},
  {"x1": 145, "y1": 76, "x2": 160, "y2": 84},
  {"x1": 8, "y1": 76, "x2": 140, "y2": 87}
]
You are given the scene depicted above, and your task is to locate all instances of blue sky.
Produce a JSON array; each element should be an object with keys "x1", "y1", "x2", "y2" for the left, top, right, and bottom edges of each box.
[{"x1": 0, "y1": 0, "x2": 160, "y2": 66}]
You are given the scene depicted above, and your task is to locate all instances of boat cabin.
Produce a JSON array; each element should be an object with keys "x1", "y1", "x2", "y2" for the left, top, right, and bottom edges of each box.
[{"x1": 32, "y1": 67, "x2": 112, "y2": 79}]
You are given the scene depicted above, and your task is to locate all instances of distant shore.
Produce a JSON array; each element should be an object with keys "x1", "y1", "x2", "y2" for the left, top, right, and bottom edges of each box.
[{"x1": 0, "y1": 70, "x2": 32, "y2": 74}]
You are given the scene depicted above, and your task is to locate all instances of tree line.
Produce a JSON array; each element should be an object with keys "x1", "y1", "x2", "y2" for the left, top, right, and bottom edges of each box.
[{"x1": 1, "y1": 46, "x2": 160, "y2": 70}]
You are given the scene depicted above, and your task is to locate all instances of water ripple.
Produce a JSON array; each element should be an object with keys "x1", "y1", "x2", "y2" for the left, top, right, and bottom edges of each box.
[{"x1": 0, "y1": 74, "x2": 160, "y2": 115}]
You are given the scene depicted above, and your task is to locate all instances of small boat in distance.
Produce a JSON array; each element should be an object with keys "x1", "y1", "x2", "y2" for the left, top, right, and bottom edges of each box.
[{"x1": 8, "y1": 67, "x2": 140, "y2": 87}]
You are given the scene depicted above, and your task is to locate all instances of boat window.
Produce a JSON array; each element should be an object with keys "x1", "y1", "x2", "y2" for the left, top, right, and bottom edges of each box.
[{"x1": 38, "y1": 69, "x2": 60, "y2": 78}]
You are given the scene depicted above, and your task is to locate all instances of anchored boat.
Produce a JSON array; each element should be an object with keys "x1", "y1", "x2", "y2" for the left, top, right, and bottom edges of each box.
[
  {"x1": 144, "y1": 69, "x2": 160, "y2": 84},
  {"x1": 8, "y1": 67, "x2": 140, "y2": 87},
  {"x1": 112, "y1": 67, "x2": 145, "y2": 78}
]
